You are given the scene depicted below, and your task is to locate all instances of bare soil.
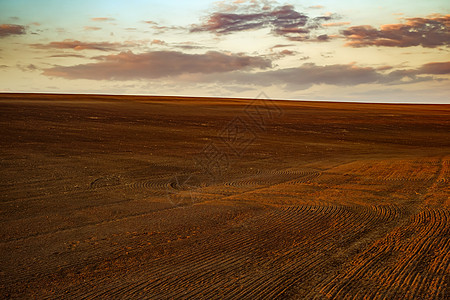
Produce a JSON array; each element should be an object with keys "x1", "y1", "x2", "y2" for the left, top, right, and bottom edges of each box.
[{"x1": 0, "y1": 93, "x2": 449, "y2": 299}]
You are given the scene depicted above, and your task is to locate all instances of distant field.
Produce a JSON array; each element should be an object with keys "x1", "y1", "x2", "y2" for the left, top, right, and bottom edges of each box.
[{"x1": 0, "y1": 93, "x2": 449, "y2": 299}]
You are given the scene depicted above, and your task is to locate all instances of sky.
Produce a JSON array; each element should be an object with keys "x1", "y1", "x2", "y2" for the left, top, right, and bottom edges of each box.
[{"x1": 0, "y1": 0, "x2": 449, "y2": 103}]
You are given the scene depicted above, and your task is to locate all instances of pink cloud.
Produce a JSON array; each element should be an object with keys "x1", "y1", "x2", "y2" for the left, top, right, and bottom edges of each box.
[
  {"x1": 32, "y1": 39, "x2": 121, "y2": 51},
  {"x1": 43, "y1": 50, "x2": 272, "y2": 80},
  {"x1": 322, "y1": 22, "x2": 351, "y2": 27},
  {"x1": 343, "y1": 14, "x2": 450, "y2": 48}
]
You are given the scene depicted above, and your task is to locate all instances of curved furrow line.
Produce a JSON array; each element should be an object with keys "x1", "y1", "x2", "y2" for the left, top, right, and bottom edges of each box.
[
  {"x1": 388, "y1": 238, "x2": 441, "y2": 299},
  {"x1": 194, "y1": 207, "x2": 357, "y2": 299},
  {"x1": 64, "y1": 229, "x2": 262, "y2": 299},
  {"x1": 141, "y1": 256, "x2": 257, "y2": 298},
  {"x1": 70, "y1": 248, "x2": 253, "y2": 299},
  {"x1": 282, "y1": 172, "x2": 322, "y2": 185},
  {"x1": 343, "y1": 204, "x2": 390, "y2": 237},
  {"x1": 374, "y1": 208, "x2": 448, "y2": 298},
  {"x1": 429, "y1": 242, "x2": 450, "y2": 299},
  {"x1": 145, "y1": 205, "x2": 325, "y2": 277},
  {"x1": 222, "y1": 170, "x2": 315, "y2": 188},
  {"x1": 319, "y1": 205, "x2": 410, "y2": 300},
  {"x1": 126, "y1": 179, "x2": 172, "y2": 191},
  {"x1": 89, "y1": 175, "x2": 122, "y2": 190},
  {"x1": 321, "y1": 246, "x2": 393, "y2": 298},
  {"x1": 80, "y1": 208, "x2": 294, "y2": 296},
  {"x1": 404, "y1": 273, "x2": 423, "y2": 300},
  {"x1": 223, "y1": 179, "x2": 264, "y2": 188},
  {"x1": 265, "y1": 168, "x2": 313, "y2": 176},
  {"x1": 382, "y1": 177, "x2": 426, "y2": 182},
  {"x1": 67, "y1": 203, "x2": 383, "y2": 299},
  {"x1": 387, "y1": 209, "x2": 448, "y2": 299},
  {"x1": 246, "y1": 255, "x2": 335, "y2": 299},
  {"x1": 69, "y1": 211, "x2": 288, "y2": 297},
  {"x1": 107, "y1": 255, "x2": 252, "y2": 299},
  {"x1": 83, "y1": 205, "x2": 342, "y2": 298},
  {"x1": 0, "y1": 200, "x2": 182, "y2": 249},
  {"x1": 181, "y1": 205, "x2": 366, "y2": 299},
  {"x1": 214, "y1": 251, "x2": 326, "y2": 300},
  {"x1": 363, "y1": 204, "x2": 401, "y2": 222}
]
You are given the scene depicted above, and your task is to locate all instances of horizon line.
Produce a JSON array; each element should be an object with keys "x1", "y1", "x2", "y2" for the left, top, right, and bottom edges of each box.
[{"x1": 1, "y1": 91, "x2": 449, "y2": 105}]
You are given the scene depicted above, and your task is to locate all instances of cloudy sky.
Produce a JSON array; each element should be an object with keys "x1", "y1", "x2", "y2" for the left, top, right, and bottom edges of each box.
[{"x1": 0, "y1": 0, "x2": 449, "y2": 103}]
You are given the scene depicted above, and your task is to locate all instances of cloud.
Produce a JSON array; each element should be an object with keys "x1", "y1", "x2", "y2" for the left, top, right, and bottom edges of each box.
[
  {"x1": 84, "y1": 26, "x2": 101, "y2": 31},
  {"x1": 49, "y1": 54, "x2": 86, "y2": 58},
  {"x1": 187, "y1": 62, "x2": 447, "y2": 90},
  {"x1": 151, "y1": 39, "x2": 167, "y2": 46},
  {"x1": 309, "y1": 5, "x2": 324, "y2": 9},
  {"x1": 267, "y1": 49, "x2": 298, "y2": 60},
  {"x1": 190, "y1": 3, "x2": 335, "y2": 42},
  {"x1": 43, "y1": 50, "x2": 272, "y2": 80},
  {"x1": 343, "y1": 14, "x2": 450, "y2": 48},
  {"x1": 244, "y1": 63, "x2": 385, "y2": 89},
  {"x1": 149, "y1": 39, "x2": 207, "y2": 50},
  {"x1": 91, "y1": 17, "x2": 115, "y2": 22},
  {"x1": 17, "y1": 64, "x2": 38, "y2": 72},
  {"x1": 0, "y1": 24, "x2": 26, "y2": 37},
  {"x1": 279, "y1": 49, "x2": 295, "y2": 56},
  {"x1": 32, "y1": 39, "x2": 121, "y2": 51},
  {"x1": 144, "y1": 21, "x2": 184, "y2": 33},
  {"x1": 270, "y1": 44, "x2": 295, "y2": 50},
  {"x1": 322, "y1": 22, "x2": 351, "y2": 27},
  {"x1": 417, "y1": 61, "x2": 450, "y2": 74}
]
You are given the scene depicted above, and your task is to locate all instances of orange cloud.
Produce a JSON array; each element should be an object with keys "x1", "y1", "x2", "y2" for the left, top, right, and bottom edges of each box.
[
  {"x1": 151, "y1": 39, "x2": 167, "y2": 46},
  {"x1": 91, "y1": 17, "x2": 115, "y2": 22},
  {"x1": 84, "y1": 26, "x2": 101, "y2": 31},
  {"x1": 0, "y1": 24, "x2": 26, "y2": 37}
]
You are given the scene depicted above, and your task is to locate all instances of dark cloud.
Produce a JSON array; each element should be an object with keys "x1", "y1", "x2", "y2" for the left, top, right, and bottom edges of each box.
[
  {"x1": 270, "y1": 44, "x2": 295, "y2": 50},
  {"x1": 0, "y1": 24, "x2": 26, "y2": 37},
  {"x1": 43, "y1": 50, "x2": 272, "y2": 80},
  {"x1": 191, "y1": 3, "x2": 336, "y2": 42},
  {"x1": 32, "y1": 40, "x2": 121, "y2": 51},
  {"x1": 193, "y1": 62, "x2": 448, "y2": 90},
  {"x1": 343, "y1": 14, "x2": 450, "y2": 48},
  {"x1": 267, "y1": 49, "x2": 298, "y2": 60},
  {"x1": 279, "y1": 49, "x2": 295, "y2": 56},
  {"x1": 49, "y1": 54, "x2": 86, "y2": 58},
  {"x1": 417, "y1": 61, "x2": 450, "y2": 74},
  {"x1": 250, "y1": 63, "x2": 384, "y2": 89}
]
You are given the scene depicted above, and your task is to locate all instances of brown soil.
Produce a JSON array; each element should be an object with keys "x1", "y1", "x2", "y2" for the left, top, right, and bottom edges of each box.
[{"x1": 0, "y1": 93, "x2": 449, "y2": 299}]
